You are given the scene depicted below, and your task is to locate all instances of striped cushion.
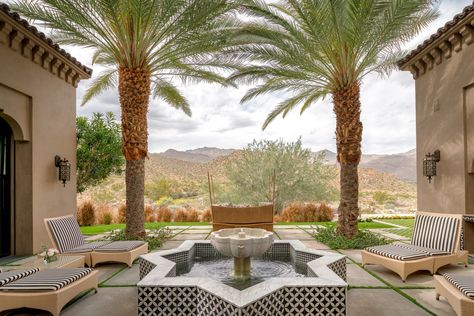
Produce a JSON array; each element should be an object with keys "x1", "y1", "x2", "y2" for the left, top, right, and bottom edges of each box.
[
  {"x1": 442, "y1": 273, "x2": 474, "y2": 299},
  {"x1": 1, "y1": 268, "x2": 93, "y2": 291},
  {"x1": 365, "y1": 244, "x2": 428, "y2": 261},
  {"x1": 394, "y1": 243, "x2": 450, "y2": 256},
  {"x1": 0, "y1": 268, "x2": 39, "y2": 286},
  {"x1": 65, "y1": 241, "x2": 113, "y2": 253},
  {"x1": 411, "y1": 215, "x2": 459, "y2": 253},
  {"x1": 47, "y1": 216, "x2": 85, "y2": 253},
  {"x1": 94, "y1": 241, "x2": 145, "y2": 252}
]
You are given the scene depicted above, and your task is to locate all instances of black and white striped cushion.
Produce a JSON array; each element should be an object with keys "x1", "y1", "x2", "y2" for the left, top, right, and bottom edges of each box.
[
  {"x1": 94, "y1": 241, "x2": 145, "y2": 252},
  {"x1": 365, "y1": 244, "x2": 428, "y2": 261},
  {"x1": 0, "y1": 268, "x2": 40, "y2": 286},
  {"x1": 411, "y1": 215, "x2": 459, "y2": 253},
  {"x1": 442, "y1": 273, "x2": 474, "y2": 299},
  {"x1": 66, "y1": 241, "x2": 113, "y2": 253},
  {"x1": 1, "y1": 268, "x2": 93, "y2": 291},
  {"x1": 394, "y1": 243, "x2": 450, "y2": 256},
  {"x1": 47, "y1": 216, "x2": 85, "y2": 253}
]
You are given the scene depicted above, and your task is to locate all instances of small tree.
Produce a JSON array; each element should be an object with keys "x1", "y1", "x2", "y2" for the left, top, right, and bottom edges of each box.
[
  {"x1": 76, "y1": 112, "x2": 124, "y2": 193},
  {"x1": 224, "y1": 139, "x2": 336, "y2": 212}
]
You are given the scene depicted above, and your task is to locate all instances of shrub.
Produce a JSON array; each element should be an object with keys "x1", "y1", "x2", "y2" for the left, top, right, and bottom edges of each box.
[
  {"x1": 201, "y1": 208, "x2": 212, "y2": 222},
  {"x1": 314, "y1": 226, "x2": 391, "y2": 249},
  {"x1": 117, "y1": 204, "x2": 127, "y2": 224},
  {"x1": 96, "y1": 204, "x2": 114, "y2": 225},
  {"x1": 174, "y1": 208, "x2": 187, "y2": 222},
  {"x1": 185, "y1": 207, "x2": 199, "y2": 222},
  {"x1": 157, "y1": 207, "x2": 172, "y2": 222},
  {"x1": 105, "y1": 227, "x2": 172, "y2": 250},
  {"x1": 280, "y1": 202, "x2": 334, "y2": 222},
  {"x1": 78, "y1": 201, "x2": 96, "y2": 226},
  {"x1": 316, "y1": 203, "x2": 334, "y2": 222},
  {"x1": 101, "y1": 212, "x2": 113, "y2": 225},
  {"x1": 144, "y1": 205, "x2": 156, "y2": 222}
]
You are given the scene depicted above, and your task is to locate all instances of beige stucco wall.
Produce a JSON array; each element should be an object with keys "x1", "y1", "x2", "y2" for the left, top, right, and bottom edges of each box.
[
  {"x1": 0, "y1": 42, "x2": 78, "y2": 255},
  {"x1": 415, "y1": 42, "x2": 474, "y2": 216}
]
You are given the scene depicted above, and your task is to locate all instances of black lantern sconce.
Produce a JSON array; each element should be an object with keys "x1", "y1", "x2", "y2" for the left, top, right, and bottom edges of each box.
[
  {"x1": 55, "y1": 155, "x2": 71, "y2": 187},
  {"x1": 423, "y1": 150, "x2": 440, "y2": 183}
]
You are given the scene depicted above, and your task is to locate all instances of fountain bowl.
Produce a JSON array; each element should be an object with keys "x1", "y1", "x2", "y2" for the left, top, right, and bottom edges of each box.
[{"x1": 210, "y1": 228, "x2": 273, "y2": 258}]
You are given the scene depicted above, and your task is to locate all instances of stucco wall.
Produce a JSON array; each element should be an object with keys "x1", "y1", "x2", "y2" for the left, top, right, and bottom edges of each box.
[
  {"x1": 415, "y1": 42, "x2": 474, "y2": 215},
  {"x1": 0, "y1": 43, "x2": 77, "y2": 255}
]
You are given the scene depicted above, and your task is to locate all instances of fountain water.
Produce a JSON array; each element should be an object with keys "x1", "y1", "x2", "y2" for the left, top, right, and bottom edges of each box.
[{"x1": 210, "y1": 228, "x2": 273, "y2": 280}]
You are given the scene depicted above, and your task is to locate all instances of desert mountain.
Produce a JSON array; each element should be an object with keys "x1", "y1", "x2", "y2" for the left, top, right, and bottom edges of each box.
[
  {"x1": 158, "y1": 147, "x2": 417, "y2": 182},
  {"x1": 159, "y1": 147, "x2": 235, "y2": 163},
  {"x1": 315, "y1": 149, "x2": 416, "y2": 182}
]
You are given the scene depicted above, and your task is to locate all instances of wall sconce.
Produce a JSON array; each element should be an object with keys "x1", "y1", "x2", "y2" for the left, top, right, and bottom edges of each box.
[
  {"x1": 55, "y1": 155, "x2": 71, "y2": 187},
  {"x1": 423, "y1": 150, "x2": 440, "y2": 183}
]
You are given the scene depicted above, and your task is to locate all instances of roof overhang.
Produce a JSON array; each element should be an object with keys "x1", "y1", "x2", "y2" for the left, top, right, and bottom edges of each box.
[
  {"x1": 0, "y1": 3, "x2": 92, "y2": 87},
  {"x1": 398, "y1": 3, "x2": 474, "y2": 79}
]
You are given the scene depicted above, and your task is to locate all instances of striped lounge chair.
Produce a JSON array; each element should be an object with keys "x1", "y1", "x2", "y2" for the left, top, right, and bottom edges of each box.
[
  {"x1": 0, "y1": 267, "x2": 98, "y2": 316},
  {"x1": 435, "y1": 273, "x2": 474, "y2": 316},
  {"x1": 45, "y1": 215, "x2": 148, "y2": 267},
  {"x1": 361, "y1": 212, "x2": 468, "y2": 281}
]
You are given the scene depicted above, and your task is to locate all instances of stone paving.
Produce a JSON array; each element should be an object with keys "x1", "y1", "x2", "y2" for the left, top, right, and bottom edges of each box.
[{"x1": 6, "y1": 225, "x2": 472, "y2": 316}]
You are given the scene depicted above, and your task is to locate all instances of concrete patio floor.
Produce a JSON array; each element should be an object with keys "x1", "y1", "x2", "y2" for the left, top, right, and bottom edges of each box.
[{"x1": 5, "y1": 225, "x2": 471, "y2": 316}]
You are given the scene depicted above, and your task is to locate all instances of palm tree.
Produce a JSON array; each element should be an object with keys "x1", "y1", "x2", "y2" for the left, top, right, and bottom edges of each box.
[
  {"x1": 230, "y1": 0, "x2": 439, "y2": 237},
  {"x1": 12, "y1": 0, "x2": 240, "y2": 238}
]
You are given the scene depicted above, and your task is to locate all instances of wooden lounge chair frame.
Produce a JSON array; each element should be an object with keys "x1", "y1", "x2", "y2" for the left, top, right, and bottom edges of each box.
[
  {"x1": 0, "y1": 269, "x2": 98, "y2": 316},
  {"x1": 435, "y1": 275, "x2": 474, "y2": 316},
  {"x1": 362, "y1": 212, "x2": 468, "y2": 281},
  {"x1": 44, "y1": 215, "x2": 148, "y2": 268}
]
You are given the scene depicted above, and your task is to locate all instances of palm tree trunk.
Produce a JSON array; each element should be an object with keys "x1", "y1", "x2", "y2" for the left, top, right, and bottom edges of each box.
[
  {"x1": 333, "y1": 82, "x2": 363, "y2": 238},
  {"x1": 118, "y1": 67, "x2": 151, "y2": 238}
]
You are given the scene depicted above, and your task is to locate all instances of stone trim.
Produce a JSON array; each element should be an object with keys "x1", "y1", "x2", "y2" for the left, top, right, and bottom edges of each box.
[
  {"x1": 398, "y1": 4, "x2": 474, "y2": 79},
  {"x1": 0, "y1": 5, "x2": 91, "y2": 87}
]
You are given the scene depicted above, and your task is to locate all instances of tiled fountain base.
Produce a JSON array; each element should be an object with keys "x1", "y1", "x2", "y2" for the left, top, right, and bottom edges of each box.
[{"x1": 138, "y1": 240, "x2": 347, "y2": 316}]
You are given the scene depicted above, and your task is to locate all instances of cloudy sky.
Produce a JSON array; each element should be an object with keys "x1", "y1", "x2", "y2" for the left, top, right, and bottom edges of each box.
[{"x1": 29, "y1": 0, "x2": 472, "y2": 154}]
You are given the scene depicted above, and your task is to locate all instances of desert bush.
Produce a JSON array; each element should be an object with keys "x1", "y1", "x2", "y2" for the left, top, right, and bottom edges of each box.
[
  {"x1": 201, "y1": 208, "x2": 212, "y2": 222},
  {"x1": 101, "y1": 212, "x2": 113, "y2": 225},
  {"x1": 316, "y1": 203, "x2": 334, "y2": 222},
  {"x1": 117, "y1": 204, "x2": 127, "y2": 224},
  {"x1": 96, "y1": 204, "x2": 114, "y2": 225},
  {"x1": 185, "y1": 207, "x2": 199, "y2": 222},
  {"x1": 157, "y1": 207, "x2": 172, "y2": 222},
  {"x1": 78, "y1": 201, "x2": 96, "y2": 226},
  {"x1": 144, "y1": 205, "x2": 156, "y2": 222},
  {"x1": 280, "y1": 202, "x2": 334, "y2": 222},
  {"x1": 173, "y1": 208, "x2": 188, "y2": 222}
]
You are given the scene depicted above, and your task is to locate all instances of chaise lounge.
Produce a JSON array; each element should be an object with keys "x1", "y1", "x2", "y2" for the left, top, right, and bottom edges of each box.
[
  {"x1": 45, "y1": 215, "x2": 148, "y2": 267},
  {"x1": 0, "y1": 267, "x2": 98, "y2": 316},
  {"x1": 361, "y1": 212, "x2": 468, "y2": 281},
  {"x1": 435, "y1": 273, "x2": 474, "y2": 316}
]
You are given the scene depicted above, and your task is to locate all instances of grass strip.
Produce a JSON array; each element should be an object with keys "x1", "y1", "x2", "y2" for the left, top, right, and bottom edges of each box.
[
  {"x1": 99, "y1": 284, "x2": 137, "y2": 288},
  {"x1": 99, "y1": 265, "x2": 128, "y2": 286}
]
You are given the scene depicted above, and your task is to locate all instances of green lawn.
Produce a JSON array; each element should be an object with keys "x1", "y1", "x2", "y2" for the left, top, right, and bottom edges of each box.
[
  {"x1": 376, "y1": 219, "x2": 415, "y2": 239},
  {"x1": 81, "y1": 220, "x2": 396, "y2": 235},
  {"x1": 80, "y1": 222, "x2": 210, "y2": 235}
]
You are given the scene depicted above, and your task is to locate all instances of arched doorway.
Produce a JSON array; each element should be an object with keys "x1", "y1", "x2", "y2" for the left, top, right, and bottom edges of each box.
[{"x1": 0, "y1": 116, "x2": 12, "y2": 257}]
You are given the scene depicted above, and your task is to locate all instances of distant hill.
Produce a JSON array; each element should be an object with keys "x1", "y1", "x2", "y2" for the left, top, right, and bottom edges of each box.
[
  {"x1": 158, "y1": 147, "x2": 235, "y2": 163},
  {"x1": 315, "y1": 149, "x2": 416, "y2": 182}
]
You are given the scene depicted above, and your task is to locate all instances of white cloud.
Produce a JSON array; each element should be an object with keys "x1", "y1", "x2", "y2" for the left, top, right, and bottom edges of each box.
[{"x1": 69, "y1": 0, "x2": 472, "y2": 154}]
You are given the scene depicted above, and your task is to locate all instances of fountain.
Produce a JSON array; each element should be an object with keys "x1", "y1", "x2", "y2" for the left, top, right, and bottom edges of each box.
[
  {"x1": 210, "y1": 228, "x2": 273, "y2": 280},
  {"x1": 138, "y1": 236, "x2": 348, "y2": 315}
]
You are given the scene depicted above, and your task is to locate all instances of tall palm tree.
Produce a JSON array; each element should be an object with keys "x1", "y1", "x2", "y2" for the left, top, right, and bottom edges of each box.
[
  {"x1": 12, "y1": 0, "x2": 240, "y2": 238},
  {"x1": 230, "y1": 0, "x2": 439, "y2": 237}
]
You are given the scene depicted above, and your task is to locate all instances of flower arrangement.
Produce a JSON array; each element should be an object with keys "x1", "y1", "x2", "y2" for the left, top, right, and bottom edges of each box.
[{"x1": 38, "y1": 247, "x2": 59, "y2": 263}]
